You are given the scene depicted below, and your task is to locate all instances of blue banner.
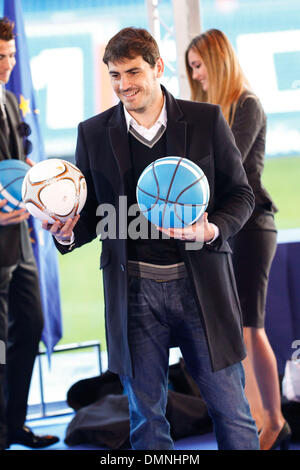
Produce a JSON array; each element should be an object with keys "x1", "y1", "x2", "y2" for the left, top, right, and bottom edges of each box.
[{"x1": 4, "y1": 0, "x2": 62, "y2": 355}]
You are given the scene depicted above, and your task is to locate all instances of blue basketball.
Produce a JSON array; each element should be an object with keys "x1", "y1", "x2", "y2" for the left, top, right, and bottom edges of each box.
[
  {"x1": 136, "y1": 156, "x2": 210, "y2": 228},
  {"x1": 0, "y1": 160, "x2": 31, "y2": 213}
]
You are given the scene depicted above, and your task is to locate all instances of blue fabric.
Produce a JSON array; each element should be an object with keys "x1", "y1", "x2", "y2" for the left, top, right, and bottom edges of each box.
[
  {"x1": 4, "y1": 0, "x2": 62, "y2": 355},
  {"x1": 121, "y1": 277, "x2": 259, "y2": 450}
]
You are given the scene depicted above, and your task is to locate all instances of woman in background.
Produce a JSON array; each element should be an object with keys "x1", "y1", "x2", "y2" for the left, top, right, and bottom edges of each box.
[{"x1": 185, "y1": 29, "x2": 290, "y2": 450}]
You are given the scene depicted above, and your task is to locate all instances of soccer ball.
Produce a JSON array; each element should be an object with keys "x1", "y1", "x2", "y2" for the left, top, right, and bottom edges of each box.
[{"x1": 22, "y1": 158, "x2": 87, "y2": 223}]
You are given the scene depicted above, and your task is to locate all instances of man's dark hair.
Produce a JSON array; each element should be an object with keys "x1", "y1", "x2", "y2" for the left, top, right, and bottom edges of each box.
[
  {"x1": 103, "y1": 27, "x2": 160, "y2": 67},
  {"x1": 0, "y1": 17, "x2": 15, "y2": 41}
]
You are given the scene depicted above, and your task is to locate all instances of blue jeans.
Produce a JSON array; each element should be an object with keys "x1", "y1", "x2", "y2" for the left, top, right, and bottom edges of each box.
[{"x1": 121, "y1": 277, "x2": 259, "y2": 450}]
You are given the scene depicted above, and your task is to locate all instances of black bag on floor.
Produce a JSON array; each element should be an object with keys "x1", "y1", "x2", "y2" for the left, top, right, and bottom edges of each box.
[
  {"x1": 65, "y1": 389, "x2": 212, "y2": 449},
  {"x1": 65, "y1": 394, "x2": 131, "y2": 449}
]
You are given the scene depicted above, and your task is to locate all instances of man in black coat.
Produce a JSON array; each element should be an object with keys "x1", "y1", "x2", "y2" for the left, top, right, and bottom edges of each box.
[
  {"x1": 47, "y1": 27, "x2": 259, "y2": 450},
  {"x1": 0, "y1": 17, "x2": 58, "y2": 450}
]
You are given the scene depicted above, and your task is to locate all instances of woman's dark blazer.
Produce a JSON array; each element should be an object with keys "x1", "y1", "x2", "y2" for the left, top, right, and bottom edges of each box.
[
  {"x1": 0, "y1": 90, "x2": 32, "y2": 267},
  {"x1": 231, "y1": 91, "x2": 278, "y2": 230},
  {"x1": 56, "y1": 86, "x2": 255, "y2": 377}
]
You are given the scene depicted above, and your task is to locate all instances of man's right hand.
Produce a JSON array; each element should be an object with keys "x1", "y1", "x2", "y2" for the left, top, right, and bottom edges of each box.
[
  {"x1": 0, "y1": 199, "x2": 30, "y2": 226},
  {"x1": 42, "y1": 214, "x2": 80, "y2": 243}
]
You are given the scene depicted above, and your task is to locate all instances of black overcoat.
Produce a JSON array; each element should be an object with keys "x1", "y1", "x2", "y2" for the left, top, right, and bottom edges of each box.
[{"x1": 56, "y1": 87, "x2": 255, "y2": 376}]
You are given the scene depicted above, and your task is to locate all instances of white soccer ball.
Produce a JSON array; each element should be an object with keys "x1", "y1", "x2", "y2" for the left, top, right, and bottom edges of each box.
[{"x1": 22, "y1": 158, "x2": 87, "y2": 223}]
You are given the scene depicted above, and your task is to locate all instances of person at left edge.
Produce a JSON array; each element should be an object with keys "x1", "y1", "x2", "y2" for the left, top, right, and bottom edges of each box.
[{"x1": 0, "y1": 17, "x2": 59, "y2": 450}]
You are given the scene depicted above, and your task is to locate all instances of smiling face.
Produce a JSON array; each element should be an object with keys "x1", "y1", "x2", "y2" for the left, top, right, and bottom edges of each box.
[
  {"x1": 108, "y1": 55, "x2": 164, "y2": 118},
  {"x1": 187, "y1": 48, "x2": 209, "y2": 92},
  {"x1": 0, "y1": 39, "x2": 16, "y2": 84}
]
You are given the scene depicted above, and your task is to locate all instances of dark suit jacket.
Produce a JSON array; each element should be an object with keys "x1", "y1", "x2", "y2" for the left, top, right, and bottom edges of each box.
[
  {"x1": 56, "y1": 86, "x2": 254, "y2": 376},
  {"x1": 0, "y1": 90, "x2": 32, "y2": 267},
  {"x1": 231, "y1": 91, "x2": 277, "y2": 231}
]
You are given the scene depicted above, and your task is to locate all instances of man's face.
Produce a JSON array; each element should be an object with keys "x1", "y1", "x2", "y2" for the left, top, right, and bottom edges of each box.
[
  {"x1": 108, "y1": 55, "x2": 164, "y2": 115},
  {"x1": 0, "y1": 39, "x2": 16, "y2": 84}
]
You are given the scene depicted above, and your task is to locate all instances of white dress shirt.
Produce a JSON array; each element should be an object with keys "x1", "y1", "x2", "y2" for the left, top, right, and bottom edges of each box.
[{"x1": 123, "y1": 96, "x2": 167, "y2": 140}]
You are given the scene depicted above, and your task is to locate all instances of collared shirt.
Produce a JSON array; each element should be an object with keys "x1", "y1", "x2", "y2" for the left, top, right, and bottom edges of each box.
[
  {"x1": 123, "y1": 96, "x2": 167, "y2": 142},
  {"x1": 0, "y1": 84, "x2": 4, "y2": 105},
  {"x1": 0, "y1": 84, "x2": 10, "y2": 143},
  {"x1": 0, "y1": 84, "x2": 7, "y2": 114}
]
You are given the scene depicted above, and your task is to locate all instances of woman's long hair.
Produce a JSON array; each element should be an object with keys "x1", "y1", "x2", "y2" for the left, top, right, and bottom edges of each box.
[{"x1": 185, "y1": 29, "x2": 250, "y2": 126}]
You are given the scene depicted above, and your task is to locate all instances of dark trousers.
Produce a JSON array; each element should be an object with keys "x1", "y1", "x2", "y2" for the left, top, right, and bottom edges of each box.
[{"x1": 0, "y1": 257, "x2": 44, "y2": 448}]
